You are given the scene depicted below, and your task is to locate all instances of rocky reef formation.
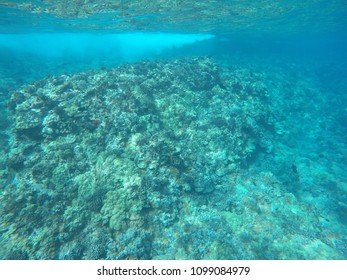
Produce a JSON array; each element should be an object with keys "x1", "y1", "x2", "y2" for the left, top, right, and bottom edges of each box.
[{"x1": 1, "y1": 57, "x2": 344, "y2": 259}]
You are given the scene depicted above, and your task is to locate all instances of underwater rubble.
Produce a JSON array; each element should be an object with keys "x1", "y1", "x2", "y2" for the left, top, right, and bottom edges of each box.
[{"x1": 0, "y1": 57, "x2": 345, "y2": 259}]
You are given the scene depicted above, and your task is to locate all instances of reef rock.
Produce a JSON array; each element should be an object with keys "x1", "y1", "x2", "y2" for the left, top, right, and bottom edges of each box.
[{"x1": 4, "y1": 57, "x2": 327, "y2": 260}]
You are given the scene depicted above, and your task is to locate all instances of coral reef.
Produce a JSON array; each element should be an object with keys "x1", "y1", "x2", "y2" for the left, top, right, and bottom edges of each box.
[{"x1": 1, "y1": 57, "x2": 345, "y2": 259}]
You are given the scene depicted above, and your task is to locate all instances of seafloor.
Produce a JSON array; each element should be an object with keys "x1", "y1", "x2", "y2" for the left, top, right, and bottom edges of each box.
[{"x1": 0, "y1": 56, "x2": 346, "y2": 259}]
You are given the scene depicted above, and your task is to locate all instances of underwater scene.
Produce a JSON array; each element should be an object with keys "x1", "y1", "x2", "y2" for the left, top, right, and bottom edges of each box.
[{"x1": 0, "y1": 1, "x2": 346, "y2": 260}]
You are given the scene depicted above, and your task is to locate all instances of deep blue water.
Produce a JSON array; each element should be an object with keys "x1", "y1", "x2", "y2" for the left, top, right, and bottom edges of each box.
[{"x1": 0, "y1": 1, "x2": 346, "y2": 260}]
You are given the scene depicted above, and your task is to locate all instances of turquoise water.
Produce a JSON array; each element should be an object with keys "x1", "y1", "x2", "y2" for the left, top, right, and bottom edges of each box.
[{"x1": 0, "y1": 1, "x2": 346, "y2": 260}]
